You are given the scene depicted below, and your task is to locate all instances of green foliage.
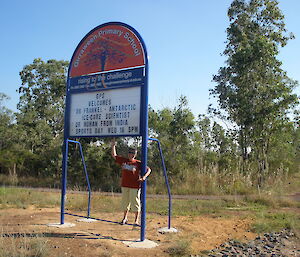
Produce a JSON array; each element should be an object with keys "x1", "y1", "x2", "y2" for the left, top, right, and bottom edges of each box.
[
  {"x1": 18, "y1": 58, "x2": 68, "y2": 133},
  {"x1": 0, "y1": 26, "x2": 299, "y2": 195},
  {"x1": 82, "y1": 141, "x2": 120, "y2": 192},
  {"x1": 0, "y1": 94, "x2": 24, "y2": 178},
  {"x1": 148, "y1": 96, "x2": 197, "y2": 182},
  {"x1": 15, "y1": 58, "x2": 69, "y2": 177},
  {"x1": 211, "y1": 0, "x2": 299, "y2": 182}
]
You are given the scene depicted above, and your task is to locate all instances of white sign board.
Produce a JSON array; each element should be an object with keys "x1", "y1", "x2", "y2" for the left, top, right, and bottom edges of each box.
[{"x1": 69, "y1": 87, "x2": 141, "y2": 137}]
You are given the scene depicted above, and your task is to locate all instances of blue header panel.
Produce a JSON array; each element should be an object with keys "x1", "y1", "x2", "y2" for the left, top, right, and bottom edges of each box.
[{"x1": 68, "y1": 66, "x2": 145, "y2": 94}]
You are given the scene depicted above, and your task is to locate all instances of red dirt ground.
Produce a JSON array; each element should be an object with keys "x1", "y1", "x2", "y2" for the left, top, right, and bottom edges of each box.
[{"x1": 0, "y1": 206, "x2": 257, "y2": 256}]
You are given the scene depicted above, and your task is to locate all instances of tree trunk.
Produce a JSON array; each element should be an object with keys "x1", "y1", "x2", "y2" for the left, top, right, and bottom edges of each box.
[
  {"x1": 8, "y1": 163, "x2": 17, "y2": 177},
  {"x1": 13, "y1": 163, "x2": 17, "y2": 176},
  {"x1": 257, "y1": 143, "x2": 269, "y2": 188}
]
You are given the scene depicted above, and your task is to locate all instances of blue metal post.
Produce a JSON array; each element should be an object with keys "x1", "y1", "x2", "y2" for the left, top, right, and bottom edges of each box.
[
  {"x1": 67, "y1": 139, "x2": 92, "y2": 218},
  {"x1": 140, "y1": 136, "x2": 148, "y2": 241},
  {"x1": 149, "y1": 138, "x2": 172, "y2": 229},
  {"x1": 60, "y1": 139, "x2": 69, "y2": 224},
  {"x1": 61, "y1": 71, "x2": 71, "y2": 225},
  {"x1": 140, "y1": 58, "x2": 149, "y2": 242},
  {"x1": 77, "y1": 141, "x2": 92, "y2": 218}
]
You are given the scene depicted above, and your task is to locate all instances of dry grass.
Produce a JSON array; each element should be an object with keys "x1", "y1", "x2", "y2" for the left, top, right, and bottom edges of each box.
[
  {"x1": 0, "y1": 231, "x2": 50, "y2": 257},
  {"x1": 165, "y1": 238, "x2": 192, "y2": 257},
  {"x1": 0, "y1": 187, "x2": 60, "y2": 209},
  {"x1": 148, "y1": 168, "x2": 300, "y2": 196}
]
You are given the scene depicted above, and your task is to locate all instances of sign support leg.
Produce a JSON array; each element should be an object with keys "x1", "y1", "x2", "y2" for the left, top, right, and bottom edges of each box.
[
  {"x1": 140, "y1": 135, "x2": 148, "y2": 241},
  {"x1": 140, "y1": 60, "x2": 149, "y2": 241},
  {"x1": 60, "y1": 139, "x2": 69, "y2": 224}
]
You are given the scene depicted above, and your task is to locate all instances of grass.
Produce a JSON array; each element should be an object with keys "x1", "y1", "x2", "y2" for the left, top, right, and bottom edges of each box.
[
  {"x1": 0, "y1": 169, "x2": 298, "y2": 257},
  {"x1": 2, "y1": 171, "x2": 299, "y2": 197},
  {"x1": 0, "y1": 187, "x2": 240, "y2": 216},
  {"x1": 251, "y1": 211, "x2": 300, "y2": 234},
  {"x1": 244, "y1": 194, "x2": 300, "y2": 209},
  {"x1": 1, "y1": 187, "x2": 298, "y2": 215},
  {"x1": 235, "y1": 195, "x2": 300, "y2": 235},
  {"x1": 148, "y1": 170, "x2": 300, "y2": 196},
  {"x1": 0, "y1": 174, "x2": 60, "y2": 189},
  {"x1": 165, "y1": 239, "x2": 192, "y2": 257},
  {"x1": 1, "y1": 186, "x2": 299, "y2": 238},
  {"x1": 66, "y1": 194, "x2": 121, "y2": 213},
  {"x1": 0, "y1": 232, "x2": 50, "y2": 257},
  {"x1": 264, "y1": 171, "x2": 300, "y2": 195},
  {"x1": 0, "y1": 187, "x2": 60, "y2": 209}
]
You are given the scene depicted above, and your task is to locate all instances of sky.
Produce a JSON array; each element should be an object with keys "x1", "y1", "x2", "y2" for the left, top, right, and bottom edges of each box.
[{"x1": 1, "y1": 0, "x2": 299, "y2": 117}]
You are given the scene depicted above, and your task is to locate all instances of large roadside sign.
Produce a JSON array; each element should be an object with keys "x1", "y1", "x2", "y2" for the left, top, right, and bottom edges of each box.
[
  {"x1": 61, "y1": 22, "x2": 149, "y2": 242},
  {"x1": 65, "y1": 22, "x2": 148, "y2": 137}
]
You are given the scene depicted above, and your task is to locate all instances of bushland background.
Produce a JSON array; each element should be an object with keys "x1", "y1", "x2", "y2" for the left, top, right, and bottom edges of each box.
[
  {"x1": 0, "y1": 0, "x2": 299, "y2": 196},
  {"x1": 0, "y1": 1, "x2": 300, "y2": 256},
  {"x1": 0, "y1": 61, "x2": 299, "y2": 196}
]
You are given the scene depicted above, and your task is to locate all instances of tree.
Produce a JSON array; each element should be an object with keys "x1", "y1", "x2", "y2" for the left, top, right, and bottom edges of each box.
[
  {"x1": 0, "y1": 93, "x2": 15, "y2": 176},
  {"x1": 148, "y1": 96, "x2": 197, "y2": 180},
  {"x1": 17, "y1": 58, "x2": 69, "y2": 177},
  {"x1": 211, "y1": 0, "x2": 299, "y2": 183},
  {"x1": 0, "y1": 93, "x2": 13, "y2": 135},
  {"x1": 18, "y1": 58, "x2": 69, "y2": 136}
]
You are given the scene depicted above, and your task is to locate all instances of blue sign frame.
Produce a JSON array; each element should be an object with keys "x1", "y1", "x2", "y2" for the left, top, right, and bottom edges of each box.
[{"x1": 60, "y1": 22, "x2": 149, "y2": 241}]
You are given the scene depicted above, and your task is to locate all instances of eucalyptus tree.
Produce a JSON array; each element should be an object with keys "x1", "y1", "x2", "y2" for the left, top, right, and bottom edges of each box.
[
  {"x1": 148, "y1": 96, "x2": 196, "y2": 178},
  {"x1": 211, "y1": 0, "x2": 298, "y2": 182},
  {"x1": 17, "y1": 58, "x2": 69, "y2": 176},
  {"x1": 0, "y1": 93, "x2": 16, "y2": 176}
]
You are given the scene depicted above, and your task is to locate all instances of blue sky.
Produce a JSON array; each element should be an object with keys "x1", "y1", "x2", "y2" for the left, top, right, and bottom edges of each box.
[{"x1": 1, "y1": 0, "x2": 299, "y2": 117}]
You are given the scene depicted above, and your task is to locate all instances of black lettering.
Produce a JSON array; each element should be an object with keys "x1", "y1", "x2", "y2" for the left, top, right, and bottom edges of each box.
[{"x1": 108, "y1": 127, "x2": 117, "y2": 134}]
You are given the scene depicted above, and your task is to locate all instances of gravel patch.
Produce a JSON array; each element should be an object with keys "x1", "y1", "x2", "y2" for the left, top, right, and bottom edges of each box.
[{"x1": 207, "y1": 229, "x2": 299, "y2": 257}]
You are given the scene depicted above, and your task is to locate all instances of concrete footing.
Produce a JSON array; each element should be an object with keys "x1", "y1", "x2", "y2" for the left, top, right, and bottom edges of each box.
[
  {"x1": 77, "y1": 218, "x2": 98, "y2": 223},
  {"x1": 158, "y1": 227, "x2": 178, "y2": 233},
  {"x1": 46, "y1": 222, "x2": 75, "y2": 228},
  {"x1": 122, "y1": 239, "x2": 158, "y2": 248}
]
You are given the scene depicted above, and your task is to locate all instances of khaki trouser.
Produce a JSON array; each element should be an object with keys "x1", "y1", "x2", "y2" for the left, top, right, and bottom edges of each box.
[{"x1": 121, "y1": 187, "x2": 141, "y2": 212}]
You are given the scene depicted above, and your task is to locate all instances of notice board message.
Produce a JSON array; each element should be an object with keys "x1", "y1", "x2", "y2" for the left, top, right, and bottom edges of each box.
[{"x1": 69, "y1": 87, "x2": 141, "y2": 137}]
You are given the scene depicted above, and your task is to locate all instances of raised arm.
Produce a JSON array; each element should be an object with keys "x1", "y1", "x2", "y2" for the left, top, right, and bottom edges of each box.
[
  {"x1": 111, "y1": 139, "x2": 117, "y2": 159},
  {"x1": 139, "y1": 166, "x2": 151, "y2": 181}
]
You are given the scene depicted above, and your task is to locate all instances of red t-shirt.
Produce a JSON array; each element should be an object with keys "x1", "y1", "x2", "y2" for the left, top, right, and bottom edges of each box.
[{"x1": 115, "y1": 156, "x2": 142, "y2": 189}]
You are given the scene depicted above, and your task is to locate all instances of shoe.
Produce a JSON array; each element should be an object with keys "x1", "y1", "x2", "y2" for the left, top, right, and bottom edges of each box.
[
  {"x1": 120, "y1": 219, "x2": 128, "y2": 225},
  {"x1": 133, "y1": 223, "x2": 140, "y2": 227}
]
